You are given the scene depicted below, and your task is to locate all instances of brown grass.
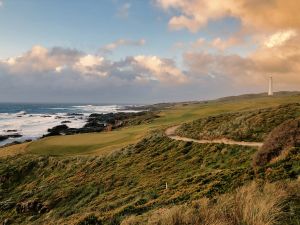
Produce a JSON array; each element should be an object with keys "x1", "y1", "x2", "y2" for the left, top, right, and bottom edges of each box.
[
  {"x1": 121, "y1": 181, "x2": 299, "y2": 225},
  {"x1": 0, "y1": 143, "x2": 29, "y2": 158},
  {"x1": 253, "y1": 118, "x2": 300, "y2": 167}
]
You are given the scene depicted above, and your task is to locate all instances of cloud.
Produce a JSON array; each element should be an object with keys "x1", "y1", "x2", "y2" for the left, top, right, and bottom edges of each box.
[
  {"x1": 156, "y1": 0, "x2": 300, "y2": 33},
  {"x1": 174, "y1": 36, "x2": 244, "y2": 52},
  {"x1": 1, "y1": 37, "x2": 300, "y2": 103},
  {"x1": 116, "y1": 3, "x2": 131, "y2": 18},
  {"x1": 101, "y1": 39, "x2": 146, "y2": 53},
  {"x1": 0, "y1": 45, "x2": 192, "y2": 102},
  {"x1": 73, "y1": 55, "x2": 106, "y2": 77},
  {"x1": 210, "y1": 37, "x2": 242, "y2": 51},
  {"x1": 132, "y1": 55, "x2": 187, "y2": 83},
  {"x1": 183, "y1": 31, "x2": 300, "y2": 88},
  {"x1": 0, "y1": 1, "x2": 3, "y2": 7},
  {"x1": 0, "y1": 45, "x2": 185, "y2": 84},
  {"x1": 264, "y1": 29, "x2": 297, "y2": 48},
  {"x1": 0, "y1": 45, "x2": 82, "y2": 74}
]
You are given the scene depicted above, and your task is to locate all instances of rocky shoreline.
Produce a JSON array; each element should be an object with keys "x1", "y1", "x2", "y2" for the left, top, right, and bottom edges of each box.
[
  {"x1": 0, "y1": 106, "x2": 160, "y2": 148},
  {"x1": 44, "y1": 111, "x2": 158, "y2": 137}
]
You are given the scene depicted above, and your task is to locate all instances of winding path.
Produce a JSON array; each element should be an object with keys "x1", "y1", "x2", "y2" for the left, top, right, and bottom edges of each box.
[{"x1": 165, "y1": 125, "x2": 263, "y2": 147}]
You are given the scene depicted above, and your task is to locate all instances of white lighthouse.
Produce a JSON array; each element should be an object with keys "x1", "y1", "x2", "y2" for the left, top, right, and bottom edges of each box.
[{"x1": 268, "y1": 76, "x2": 273, "y2": 96}]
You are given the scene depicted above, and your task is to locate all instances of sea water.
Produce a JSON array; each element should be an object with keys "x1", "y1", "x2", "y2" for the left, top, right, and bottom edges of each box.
[{"x1": 0, "y1": 103, "x2": 139, "y2": 146}]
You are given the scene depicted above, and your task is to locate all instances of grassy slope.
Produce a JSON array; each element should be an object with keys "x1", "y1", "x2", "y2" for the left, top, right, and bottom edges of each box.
[
  {"x1": 0, "y1": 136, "x2": 299, "y2": 224},
  {"x1": 176, "y1": 103, "x2": 300, "y2": 142},
  {"x1": 0, "y1": 92, "x2": 299, "y2": 224},
  {"x1": 16, "y1": 93, "x2": 300, "y2": 156}
]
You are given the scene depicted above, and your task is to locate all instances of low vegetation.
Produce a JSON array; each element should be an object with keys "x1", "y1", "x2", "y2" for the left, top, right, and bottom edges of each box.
[
  {"x1": 121, "y1": 181, "x2": 300, "y2": 225},
  {"x1": 1, "y1": 93, "x2": 300, "y2": 224},
  {"x1": 0, "y1": 131, "x2": 299, "y2": 224},
  {"x1": 176, "y1": 103, "x2": 300, "y2": 142}
]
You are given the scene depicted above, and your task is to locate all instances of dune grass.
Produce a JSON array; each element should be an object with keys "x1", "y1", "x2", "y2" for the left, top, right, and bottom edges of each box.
[
  {"x1": 121, "y1": 181, "x2": 300, "y2": 225},
  {"x1": 11, "y1": 93, "x2": 300, "y2": 156}
]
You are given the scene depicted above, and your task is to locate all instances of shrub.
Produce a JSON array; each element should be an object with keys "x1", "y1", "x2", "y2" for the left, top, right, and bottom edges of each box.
[{"x1": 253, "y1": 118, "x2": 300, "y2": 167}]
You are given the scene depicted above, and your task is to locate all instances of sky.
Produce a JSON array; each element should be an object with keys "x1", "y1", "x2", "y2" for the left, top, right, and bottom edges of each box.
[{"x1": 0, "y1": 0, "x2": 299, "y2": 103}]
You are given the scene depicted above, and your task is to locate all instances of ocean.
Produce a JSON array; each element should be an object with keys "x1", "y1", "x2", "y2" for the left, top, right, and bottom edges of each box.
[{"x1": 0, "y1": 103, "x2": 140, "y2": 146}]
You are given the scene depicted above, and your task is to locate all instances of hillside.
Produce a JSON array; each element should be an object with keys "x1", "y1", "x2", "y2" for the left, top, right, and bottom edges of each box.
[
  {"x1": 0, "y1": 92, "x2": 300, "y2": 224},
  {"x1": 176, "y1": 103, "x2": 300, "y2": 142},
  {"x1": 1, "y1": 133, "x2": 299, "y2": 224}
]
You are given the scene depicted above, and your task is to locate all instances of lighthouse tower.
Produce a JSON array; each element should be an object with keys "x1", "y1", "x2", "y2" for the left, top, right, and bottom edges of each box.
[{"x1": 268, "y1": 76, "x2": 273, "y2": 96}]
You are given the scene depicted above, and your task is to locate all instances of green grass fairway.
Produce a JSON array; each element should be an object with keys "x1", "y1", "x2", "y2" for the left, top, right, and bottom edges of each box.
[{"x1": 14, "y1": 94, "x2": 300, "y2": 156}]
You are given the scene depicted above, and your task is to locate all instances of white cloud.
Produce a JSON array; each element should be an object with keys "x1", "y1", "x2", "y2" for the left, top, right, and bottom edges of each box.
[
  {"x1": 264, "y1": 30, "x2": 297, "y2": 48},
  {"x1": 0, "y1": 45, "x2": 185, "y2": 84},
  {"x1": 133, "y1": 55, "x2": 187, "y2": 83},
  {"x1": 1, "y1": 45, "x2": 82, "y2": 74},
  {"x1": 74, "y1": 55, "x2": 106, "y2": 76}
]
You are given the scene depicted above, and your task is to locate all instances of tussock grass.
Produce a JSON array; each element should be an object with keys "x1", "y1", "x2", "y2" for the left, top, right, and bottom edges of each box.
[{"x1": 122, "y1": 181, "x2": 300, "y2": 225}]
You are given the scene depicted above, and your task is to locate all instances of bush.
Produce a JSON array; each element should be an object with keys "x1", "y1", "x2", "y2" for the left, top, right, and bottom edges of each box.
[{"x1": 253, "y1": 118, "x2": 300, "y2": 167}]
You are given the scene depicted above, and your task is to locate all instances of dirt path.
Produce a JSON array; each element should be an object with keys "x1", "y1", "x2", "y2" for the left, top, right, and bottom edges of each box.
[{"x1": 165, "y1": 126, "x2": 263, "y2": 147}]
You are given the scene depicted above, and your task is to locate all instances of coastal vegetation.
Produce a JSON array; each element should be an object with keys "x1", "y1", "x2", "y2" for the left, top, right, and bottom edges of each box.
[
  {"x1": 0, "y1": 92, "x2": 300, "y2": 224},
  {"x1": 176, "y1": 103, "x2": 300, "y2": 142}
]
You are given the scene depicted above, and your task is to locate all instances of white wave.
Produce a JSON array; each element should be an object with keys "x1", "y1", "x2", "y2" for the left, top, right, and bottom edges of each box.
[
  {"x1": 0, "y1": 113, "x2": 86, "y2": 146},
  {"x1": 0, "y1": 104, "x2": 142, "y2": 146},
  {"x1": 72, "y1": 105, "x2": 138, "y2": 113},
  {"x1": 16, "y1": 110, "x2": 27, "y2": 115}
]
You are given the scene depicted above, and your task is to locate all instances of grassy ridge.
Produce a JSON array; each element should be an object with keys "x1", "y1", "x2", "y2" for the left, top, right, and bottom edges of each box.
[{"x1": 176, "y1": 103, "x2": 300, "y2": 142}]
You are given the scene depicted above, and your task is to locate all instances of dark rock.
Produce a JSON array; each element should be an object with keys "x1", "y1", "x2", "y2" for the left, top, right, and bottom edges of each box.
[
  {"x1": 44, "y1": 111, "x2": 154, "y2": 137},
  {"x1": 5, "y1": 130, "x2": 17, "y2": 132},
  {"x1": 8, "y1": 134, "x2": 22, "y2": 138},
  {"x1": 0, "y1": 135, "x2": 9, "y2": 141},
  {"x1": 46, "y1": 125, "x2": 69, "y2": 136},
  {"x1": 15, "y1": 200, "x2": 49, "y2": 214},
  {"x1": 0, "y1": 134, "x2": 22, "y2": 142},
  {"x1": 61, "y1": 120, "x2": 71, "y2": 124}
]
